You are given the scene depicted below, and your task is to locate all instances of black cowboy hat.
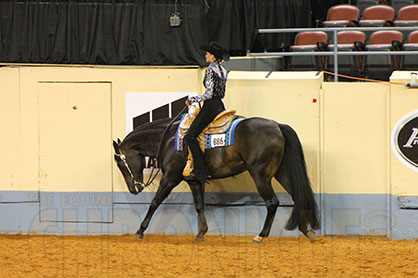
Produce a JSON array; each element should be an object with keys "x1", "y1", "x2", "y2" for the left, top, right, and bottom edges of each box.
[{"x1": 200, "y1": 41, "x2": 230, "y2": 61}]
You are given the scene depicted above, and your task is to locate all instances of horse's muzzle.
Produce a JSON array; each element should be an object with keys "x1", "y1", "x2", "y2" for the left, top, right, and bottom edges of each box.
[
  {"x1": 128, "y1": 180, "x2": 144, "y2": 195},
  {"x1": 134, "y1": 183, "x2": 144, "y2": 194}
]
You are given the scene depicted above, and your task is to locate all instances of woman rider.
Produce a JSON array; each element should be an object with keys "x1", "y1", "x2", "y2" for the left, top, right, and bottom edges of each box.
[{"x1": 183, "y1": 41, "x2": 229, "y2": 184}]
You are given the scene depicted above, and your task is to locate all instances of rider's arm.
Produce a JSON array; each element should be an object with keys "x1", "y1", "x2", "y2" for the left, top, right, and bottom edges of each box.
[{"x1": 189, "y1": 68, "x2": 214, "y2": 103}]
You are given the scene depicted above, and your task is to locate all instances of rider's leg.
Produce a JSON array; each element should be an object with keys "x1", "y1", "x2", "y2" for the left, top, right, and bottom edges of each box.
[
  {"x1": 184, "y1": 99, "x2": 225, "y2": 183},
  {"x1": 184, "y1": 109, "x2": 213, "y2": 183}
]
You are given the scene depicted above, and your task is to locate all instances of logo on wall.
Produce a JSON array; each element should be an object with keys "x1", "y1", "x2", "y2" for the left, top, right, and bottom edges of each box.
[
  {"x1": 125, "y1": 92, "x2": 196, "y2": 134},
  {"x1": 391, "y1": 109, "x2": 418, "y2": 172},
  {"x1": 125, "y1": 92, "x2": 196, "y2": 170}
]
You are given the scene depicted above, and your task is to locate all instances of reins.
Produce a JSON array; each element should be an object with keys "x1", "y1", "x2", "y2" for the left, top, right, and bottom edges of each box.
[{"x1": 117, "y1": 104, "x2": 188, "y2": 190}]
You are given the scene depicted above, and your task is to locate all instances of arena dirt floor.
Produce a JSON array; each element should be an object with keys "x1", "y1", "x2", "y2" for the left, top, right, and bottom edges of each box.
[{"x1": 0, "y1": 234, "x2": 417, "y2": 278}]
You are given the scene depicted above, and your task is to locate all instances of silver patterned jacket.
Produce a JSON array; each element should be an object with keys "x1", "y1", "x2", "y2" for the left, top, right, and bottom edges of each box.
[{"x1": 189, "y1": 61, "x2": 227, "y2": 103}]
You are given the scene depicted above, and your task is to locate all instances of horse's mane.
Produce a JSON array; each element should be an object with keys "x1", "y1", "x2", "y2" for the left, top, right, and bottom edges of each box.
[
  {"x1": 121, "y1": 117, "x2": 177, "y2": 152},
  {"x1": 132, "y1": 118, "x2": 172, "y2": 132}
]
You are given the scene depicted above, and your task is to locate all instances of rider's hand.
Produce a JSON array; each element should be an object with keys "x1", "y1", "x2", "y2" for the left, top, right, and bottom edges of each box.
[{"x1": 187, "y1": 96, "x2": 197, "y2": 105}]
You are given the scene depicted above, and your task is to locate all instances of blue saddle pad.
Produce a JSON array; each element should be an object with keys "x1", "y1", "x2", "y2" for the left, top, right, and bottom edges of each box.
[{"x1": 174, "y1": 115, "x2": 244, "y2": 151}]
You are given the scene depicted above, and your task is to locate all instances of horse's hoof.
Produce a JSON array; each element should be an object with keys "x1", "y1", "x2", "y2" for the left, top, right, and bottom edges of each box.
[
  {"x1": 195, "y1": 236, "x2": 205, "y2": 243},
  {"x1": 135, "y1": 233, "x2": 144, "y2": 240},
  {"x1": 253, "y1": 235, "x2": 264, "y2": 243},
  {"x1": 307, "y1": 230, "x2": 316, "y2": 242}
]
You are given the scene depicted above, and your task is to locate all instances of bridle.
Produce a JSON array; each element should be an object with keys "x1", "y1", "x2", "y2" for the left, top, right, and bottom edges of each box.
[{"x1": 115, "y1": 151, "x2": 160, "y2": 189}]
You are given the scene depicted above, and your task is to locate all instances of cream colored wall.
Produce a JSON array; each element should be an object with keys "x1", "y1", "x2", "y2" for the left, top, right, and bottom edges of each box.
[
  {"x1": 1, "y1": 66, "x2": 417, "y2": 197},
  {"x1": 0, "y1": 68, "x2": 21, "y2": 191},
  {"x1": 0, "y1": 66, "x2": 200, "y2": 193},
  {"x1": 390, "y1": 72, "x2": 418, "y2": 196},
  {"x1": 322, "y1": 72, "x2": 418, "y2": 196},
  {"x1": 38, "y1": 82, "x2": 112, "y2": 192},
  {"x1": 322, "y1": 82, "x2": 389, "y2": 194}
]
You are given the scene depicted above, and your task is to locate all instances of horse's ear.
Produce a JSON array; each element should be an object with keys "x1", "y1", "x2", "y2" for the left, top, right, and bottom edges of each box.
[
  {"x1": 113, "y1": 140, "x2": 120, "y2": 154},
  {"x1": 117, "y1": 138, "x2": 121, "y2": 144}
]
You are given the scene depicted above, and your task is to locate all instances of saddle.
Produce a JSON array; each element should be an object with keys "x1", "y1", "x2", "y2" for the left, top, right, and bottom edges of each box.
[
  {"x1": 178, "y1": 106, "x2": 237, "y2": 137},
  {"x1": 179, "y1": 105, "x2": 238, "y2": 177}
]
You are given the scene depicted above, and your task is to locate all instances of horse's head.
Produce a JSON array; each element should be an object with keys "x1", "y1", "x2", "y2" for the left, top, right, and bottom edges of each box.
[{"x1": 113, "y1": 140, "x2": 146, "y2": 195}]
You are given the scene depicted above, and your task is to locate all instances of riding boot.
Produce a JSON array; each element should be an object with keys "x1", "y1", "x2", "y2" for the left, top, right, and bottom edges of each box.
[
  {"x1": 183, "y1": 133, "x2": 206, "y2": 178},
  {"x1": 184, "y1": 133, "x2": 207, "y2": 184}
]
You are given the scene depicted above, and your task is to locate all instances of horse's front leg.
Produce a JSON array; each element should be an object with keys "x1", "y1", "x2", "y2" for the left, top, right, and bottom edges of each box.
[
  {"x1": 187, "y1": 180, "x2": 208, "y2": 242},
  {"x1": 135, "y1": 176, "x2": 179, "y2": 239}
]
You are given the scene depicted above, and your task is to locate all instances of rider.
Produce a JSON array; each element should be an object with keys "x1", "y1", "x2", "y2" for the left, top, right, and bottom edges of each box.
[{"x1": 183, "y1": 41, "x2": 229, "y2": 184}]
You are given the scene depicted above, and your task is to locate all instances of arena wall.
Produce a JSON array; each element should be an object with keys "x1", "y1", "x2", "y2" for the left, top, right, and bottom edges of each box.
[{"x1": 0, "y1": 65, "x2": 417, "y2": 239}]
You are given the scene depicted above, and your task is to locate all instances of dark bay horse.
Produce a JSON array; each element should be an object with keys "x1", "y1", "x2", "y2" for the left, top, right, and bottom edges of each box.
[{"x1": 113, "y1": 116, "x2": 319, "y2": 242}]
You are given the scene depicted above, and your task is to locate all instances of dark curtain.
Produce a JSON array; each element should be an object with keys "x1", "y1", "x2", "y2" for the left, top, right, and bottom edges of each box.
[
  {"x1": 251, "y1": 0, "x2": 311, "y2": 52},
  {"x1": 0, "y1": 0, "x2": 314, "y2": 65},
  {"x1": 205, "y1": 0, "x2": 258, "y2": 55},
  {"x1": 0, "y1": 0, "x2": 209, "y2": 65}
]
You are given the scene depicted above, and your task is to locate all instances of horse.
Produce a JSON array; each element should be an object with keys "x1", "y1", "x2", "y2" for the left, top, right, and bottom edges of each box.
[{"x1": 113, "y1": 116, "x2": 319, "y2": 242}]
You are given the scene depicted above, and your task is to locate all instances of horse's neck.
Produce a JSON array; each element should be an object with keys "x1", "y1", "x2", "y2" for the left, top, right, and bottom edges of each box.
[
  {"x1": 122, "y1": 120, "x2": 176, "y2": 157},
  {"x1": 125, "y1": 130, "x2": 161, "y2": 156}
]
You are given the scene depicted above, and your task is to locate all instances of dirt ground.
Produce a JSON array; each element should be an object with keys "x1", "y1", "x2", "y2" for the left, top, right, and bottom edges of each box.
[{"x1": 0, "y1": 234, "x2": 417, "y2": 278}]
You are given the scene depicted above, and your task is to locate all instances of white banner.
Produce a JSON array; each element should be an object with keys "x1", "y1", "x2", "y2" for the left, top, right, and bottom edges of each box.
[{"x1": 125, "y1": 92, "x2": 197, "y2": 134}]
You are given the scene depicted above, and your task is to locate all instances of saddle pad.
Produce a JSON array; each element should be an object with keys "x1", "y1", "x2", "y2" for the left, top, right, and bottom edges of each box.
[{"x1": 175, "y1": 115, "x2": 244, "y2": 151}]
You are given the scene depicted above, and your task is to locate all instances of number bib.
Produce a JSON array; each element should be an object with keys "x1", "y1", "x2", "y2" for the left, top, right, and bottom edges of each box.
[
  {"x1": 175, "y1": 117, "x2": 244, "y2": 151},
  {"x1": 209, "y1": 134, "x2": 226, "y2": 148}
]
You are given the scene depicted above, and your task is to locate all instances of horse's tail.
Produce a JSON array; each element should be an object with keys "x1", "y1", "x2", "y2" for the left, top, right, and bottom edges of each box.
[{"x1": 278, "y1": 124, "x2": 320, "y2": 231}]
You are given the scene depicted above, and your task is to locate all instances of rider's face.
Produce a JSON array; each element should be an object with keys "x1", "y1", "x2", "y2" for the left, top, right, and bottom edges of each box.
[{"x1": 205, "y1": 52, "x2": 216, "y2": 63}]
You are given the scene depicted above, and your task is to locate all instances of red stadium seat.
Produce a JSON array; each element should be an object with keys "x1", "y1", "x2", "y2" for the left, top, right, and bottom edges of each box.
[
  {"x1": 368, "y1": 30, "x2": 403, "y2": 45},
  {"x1": 391, "y1": 0, "x2": 416, "y2": 15},
  {"x1": 328, "y1": 31, "x2": 366, "y2": 48},
  {"x1": 401, "y1": 30, "x2": 418, "y2": 70},
  {"x1": 293, "y1": 31, "x2": 328, "y2": 46},
  {"x1": 406, "y1": 30, "x2": 418, "y2": 43},
  {"x1": 365, "y1": 30, "x2": 404, "y2": 80},
  {"x1": 327, "y1": 31, "x2": 366, "y2": 77},
  {"x1": 289, "y1": 32, "x2": 328, "y2": 71},
  {"x1": 394, "y1": 5, "x2": 418, "y2": 26},
  {"x1": 359, "y1": 5, "x2": 395, "y2": 26},
  {"x1": 322, "y1": 5, "x2": 360, "y2": 27},
  {"x1": 357, "y1": 0, "x2": 381, "y2": 15}
]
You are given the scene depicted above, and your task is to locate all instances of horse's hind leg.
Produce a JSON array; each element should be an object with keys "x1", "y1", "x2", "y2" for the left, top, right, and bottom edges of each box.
[
  {"x1": 274, "y1": 166, "x2": 316, "y2": 241},
  {"x1": 187, "y1": 180, "x2": 208, "y2": 242},
  {"x1": 250, "y1": 172, "x2": 279, "y2": 242}
]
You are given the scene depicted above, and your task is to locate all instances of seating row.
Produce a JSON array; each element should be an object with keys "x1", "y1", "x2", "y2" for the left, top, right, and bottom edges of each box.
[
  {"x1": 288, "y1": 30, "x2": 418, "y2": 80},
  {"x1": 357, "y1": 0, "x2": 418, "y2": 15},
  {"x1": 320, "y1": 4, "x2": 418, "y2": 27}
]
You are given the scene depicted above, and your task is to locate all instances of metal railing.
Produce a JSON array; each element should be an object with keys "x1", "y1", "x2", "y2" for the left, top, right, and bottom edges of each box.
[{"x1": 249, "y1": 26, "x2": 418, "y2": 82}]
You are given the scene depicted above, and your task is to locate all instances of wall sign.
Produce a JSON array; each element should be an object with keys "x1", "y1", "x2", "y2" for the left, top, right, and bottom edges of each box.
[
  {"x1": 391, "y1": 109, "x2": 418, "y2": 172},
  {"x1": 125, "y1": 92, "x2": 196, "y2": 134},
  {"x1": 125, "y1": 92, "x2": 196, "y2": 171}
]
